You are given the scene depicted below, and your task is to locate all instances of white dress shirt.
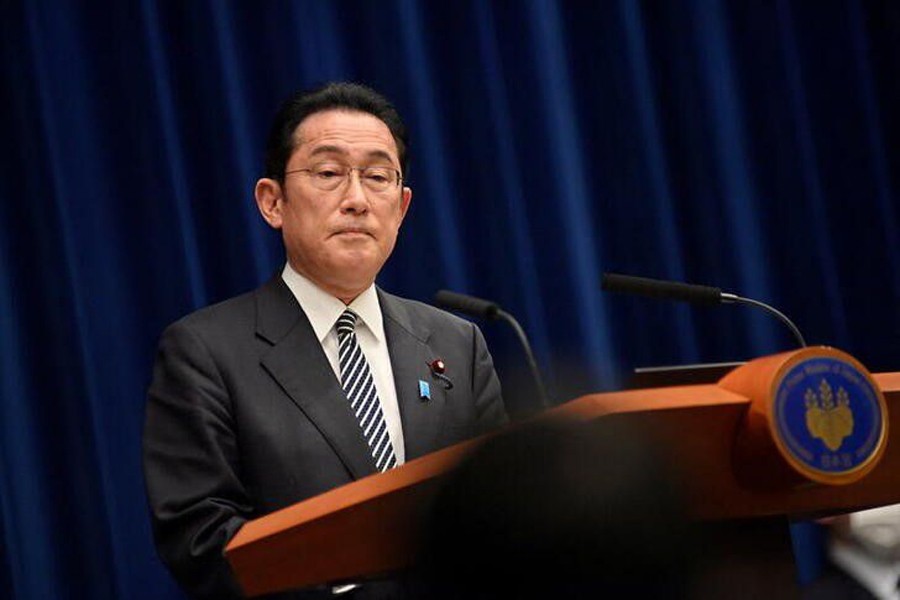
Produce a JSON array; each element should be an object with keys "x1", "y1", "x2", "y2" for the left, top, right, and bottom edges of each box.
[{"x1": 281, "y1": 264, "x2": 405, "y2": 465}]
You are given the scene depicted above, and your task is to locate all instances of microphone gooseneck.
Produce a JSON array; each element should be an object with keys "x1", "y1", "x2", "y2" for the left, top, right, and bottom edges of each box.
[
  {"x1": 434, "y1": 290, "x2": 550, "y2": 408},
  {"x1": 601, "y1": 273, "x2": 807, "y2": 348},
  {"x1": 720, "y1": 293, "x2": 807, "y2": 348}
]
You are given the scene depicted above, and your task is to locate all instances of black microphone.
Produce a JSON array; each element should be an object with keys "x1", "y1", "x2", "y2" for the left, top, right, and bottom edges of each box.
[
  {"x1": 601, "y1": 273, "x2": 722, "y2": 305},
  {"x1": 434, "y1": 290, "x2": 550, "y2": 408},
  {"x1": 601, "y1": 272, "x2": 807, "y2": 348},
  {"x1": 433, "y1": 290, "x2": 500, "y2": 319}
]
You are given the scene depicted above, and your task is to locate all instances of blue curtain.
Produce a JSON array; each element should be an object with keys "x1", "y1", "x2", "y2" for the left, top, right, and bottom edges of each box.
[{"x1": 2, "y1": 1, "x2": 899, "y2": 597}]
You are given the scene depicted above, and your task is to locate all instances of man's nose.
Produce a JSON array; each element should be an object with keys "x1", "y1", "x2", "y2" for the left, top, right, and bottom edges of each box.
[{"x1": 340, "y1": 170, "x2": 369, "y2": 213}]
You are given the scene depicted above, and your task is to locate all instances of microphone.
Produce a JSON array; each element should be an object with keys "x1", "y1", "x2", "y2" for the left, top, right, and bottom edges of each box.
[
  {"x1": 434, "y1": 290, "x2": 550, "y2": 408},
  {"x1": 601, "y1": 272, "x2": 807, "y2": 348},
  {"x1": 433, "y1": 290, "x2": 500, "y2": 319},
  {"x1": 600, "y1": 273, "x2": 722, "y2": 305}
]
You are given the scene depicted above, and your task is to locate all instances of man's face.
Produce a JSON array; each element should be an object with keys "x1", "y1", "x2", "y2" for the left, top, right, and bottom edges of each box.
[{"x1": 256, "y1": 109, "x2": 412, "y2": 302}]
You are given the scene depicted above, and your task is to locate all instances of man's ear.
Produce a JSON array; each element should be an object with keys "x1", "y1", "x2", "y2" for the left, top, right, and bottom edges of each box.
[
  {"x1": 399, "y1": 186, "x2": 413, "y2": 223},
  {"x1": 255, "y1": 178, "x2": 284, "y2": 229}
]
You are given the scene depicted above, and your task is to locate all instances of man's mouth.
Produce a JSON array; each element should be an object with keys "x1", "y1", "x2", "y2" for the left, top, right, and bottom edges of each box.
[{"x1": 332, "y1": 227, "x2": 373, "y2": 238}]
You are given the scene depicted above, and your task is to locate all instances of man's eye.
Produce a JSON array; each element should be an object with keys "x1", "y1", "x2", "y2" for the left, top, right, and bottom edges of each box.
[
  {"x1": 364, "y1": 169, "x2": 393, "y2": 183},
  {"x1": 315, "y1": 169, "x2": 342, "y2": 179}
]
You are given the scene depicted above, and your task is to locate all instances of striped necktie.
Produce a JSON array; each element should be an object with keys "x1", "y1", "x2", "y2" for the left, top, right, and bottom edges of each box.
[{"x1": 336, "y1": 309, "x2": 397, "y2": 472}]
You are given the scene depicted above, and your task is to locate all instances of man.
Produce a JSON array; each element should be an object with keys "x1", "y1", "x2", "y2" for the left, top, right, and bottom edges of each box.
[{"x1": 143, "y1": 82, "x2": 507, "y2": 599}]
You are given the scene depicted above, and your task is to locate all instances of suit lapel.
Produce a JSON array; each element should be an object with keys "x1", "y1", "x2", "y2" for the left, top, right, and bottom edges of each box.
[
  {"x1": 255, "y1": 277, "x2": 376, "y2": 479},
  {"x1": 379, "y1": 289, "x2": 447, "y2": 461}
]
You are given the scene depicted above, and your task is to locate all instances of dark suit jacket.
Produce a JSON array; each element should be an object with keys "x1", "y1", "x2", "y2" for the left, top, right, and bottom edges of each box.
[{"x1": 143, "y1": 276, "x2": 507, "y2": 599}]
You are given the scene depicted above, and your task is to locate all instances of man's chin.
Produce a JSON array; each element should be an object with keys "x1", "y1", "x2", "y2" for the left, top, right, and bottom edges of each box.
[{"x1": 327, "y1": 257, "x2": 382, "y2": 287}]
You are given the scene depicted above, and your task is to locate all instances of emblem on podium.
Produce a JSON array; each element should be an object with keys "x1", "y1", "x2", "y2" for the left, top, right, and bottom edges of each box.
[
  {"x1": 804, "y1": 379, "x2": 854, "y2": 452},
  {"x1": 773, "y1": 352, "x2": 886, "y2": 484}
]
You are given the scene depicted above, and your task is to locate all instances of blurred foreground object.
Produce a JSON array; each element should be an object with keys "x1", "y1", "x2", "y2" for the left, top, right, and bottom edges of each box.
[
  {"x1": 838, "y1": 505, "x2": 900, "y2": 562},
  {"x1": 806, "y1": 505, "x2": 900, "y2": 599},
  {"x1": 419, "y1": 419, "x2": 694, "y2": 598}
]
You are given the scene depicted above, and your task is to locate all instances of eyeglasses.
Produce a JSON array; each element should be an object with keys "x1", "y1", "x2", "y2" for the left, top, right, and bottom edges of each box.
[{"x1": 284, "y1": 162, "x2": 402, "y2": 194}]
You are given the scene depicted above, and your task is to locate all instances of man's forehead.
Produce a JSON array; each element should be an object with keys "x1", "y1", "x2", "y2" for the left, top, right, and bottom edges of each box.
[{"x1": 292, "y1": 109, "x2": 398, "y2": 158}]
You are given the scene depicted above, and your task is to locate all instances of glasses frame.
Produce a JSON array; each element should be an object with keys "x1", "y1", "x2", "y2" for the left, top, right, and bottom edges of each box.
[{"x1": 283, "y1": 163, "x2": 403, "y2": 194}]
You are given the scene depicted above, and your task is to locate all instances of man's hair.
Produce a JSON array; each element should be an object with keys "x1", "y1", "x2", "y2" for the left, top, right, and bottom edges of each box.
[{"x1": 263, "y1": 82, "x2": 409, "y2": 181}]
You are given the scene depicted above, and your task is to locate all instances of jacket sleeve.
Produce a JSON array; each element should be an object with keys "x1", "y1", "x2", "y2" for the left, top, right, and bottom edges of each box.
[{"x1": 143, "y1": 321, "x2": 251, "y2": 599}]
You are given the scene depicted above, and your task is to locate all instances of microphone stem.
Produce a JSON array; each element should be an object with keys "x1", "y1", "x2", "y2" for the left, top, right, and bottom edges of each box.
[
  {"x1": 495, "y1": 309, "x2": 551, "y2": 408},
  {"x1": 721, "y1": 293, "x2": 807, "y2": 348}
]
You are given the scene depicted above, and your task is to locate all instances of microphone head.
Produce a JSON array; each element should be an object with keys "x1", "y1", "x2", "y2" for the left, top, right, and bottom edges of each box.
[
  {"x1": 601, "y1": 273, "x2": 722, "y2": 305},
  {"x1": 434, "y1": 290, "x2": 501, "y2": 319}
]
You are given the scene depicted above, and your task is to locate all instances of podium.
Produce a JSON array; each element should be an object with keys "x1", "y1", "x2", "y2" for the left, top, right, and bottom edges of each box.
[{"x1": 225, "y1": 347, "x2": 900, "y2": 597}]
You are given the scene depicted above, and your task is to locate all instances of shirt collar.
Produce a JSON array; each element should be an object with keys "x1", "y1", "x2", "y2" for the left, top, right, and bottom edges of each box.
[{"x1": 281, "y1": 263, "x2": 384, "y2": 342}]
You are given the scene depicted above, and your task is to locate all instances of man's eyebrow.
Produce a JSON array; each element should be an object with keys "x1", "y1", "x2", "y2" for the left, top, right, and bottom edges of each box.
[
  {"x1": 309, "y1": 145, "x2": 348, "y2": 157},
  {"x1": 362, "y1": 149, "x2": 395, "y2": 164},
  {"x1": 308, "y1": 145, "x2": 396, "y2": 165}
]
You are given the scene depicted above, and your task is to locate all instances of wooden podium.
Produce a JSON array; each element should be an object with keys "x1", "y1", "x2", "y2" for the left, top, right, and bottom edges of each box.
[{"x1": 225, "y1": 347, "x2": 900, "y2": 597}]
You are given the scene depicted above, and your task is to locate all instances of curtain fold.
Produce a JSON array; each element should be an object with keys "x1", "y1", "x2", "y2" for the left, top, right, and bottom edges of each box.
[{"x1": 2, "y1": 1, "x2": 898, "y2": 597}]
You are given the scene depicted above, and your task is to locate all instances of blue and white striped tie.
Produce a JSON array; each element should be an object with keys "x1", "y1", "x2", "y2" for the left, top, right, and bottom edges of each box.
[{"x1": 336, "y1": 310, "x2": 397, "y2": 472}]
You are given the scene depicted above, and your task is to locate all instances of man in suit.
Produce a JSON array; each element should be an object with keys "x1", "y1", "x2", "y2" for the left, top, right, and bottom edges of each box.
[{"x1": 143, "y1": 82, "x2": 507, "y2": 599}]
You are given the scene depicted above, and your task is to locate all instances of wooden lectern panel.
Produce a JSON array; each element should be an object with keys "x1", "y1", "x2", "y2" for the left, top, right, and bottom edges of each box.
[
  {"x1": 225, "y1": 438, "x2": 480, "y2": 595},
  {"x1": 226, "y1": 371, "x2": 900, "y2": 597},
  {"x1": 552, "y1": 373, "x2": 900, "y2": 520}
]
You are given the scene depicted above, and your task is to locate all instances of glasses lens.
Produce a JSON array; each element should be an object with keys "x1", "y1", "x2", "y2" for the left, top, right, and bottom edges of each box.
[
  {"x1": 361, "y1": 166, "x2": 398, "y2": 192},
  {"x1": 306, "y1": 164, "x2": 399, "y2": 193},
  {"x1": 309, "y1": 164, "x2": 347, "y2": 191}
]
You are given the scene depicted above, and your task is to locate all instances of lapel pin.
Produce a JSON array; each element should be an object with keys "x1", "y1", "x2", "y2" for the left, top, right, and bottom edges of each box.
[
  {"x1": 418, "y1": 380, "x2": 431, "y2": 401},
  {"x1": 428, "y1": 359, "x2": 454, "y2": 390}
]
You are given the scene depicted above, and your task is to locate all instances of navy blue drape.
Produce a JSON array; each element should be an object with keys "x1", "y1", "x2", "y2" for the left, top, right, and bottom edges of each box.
[{"x1": 2, "y1": 1, "x2": 899, "y2": 598}]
